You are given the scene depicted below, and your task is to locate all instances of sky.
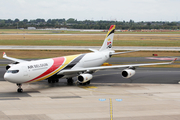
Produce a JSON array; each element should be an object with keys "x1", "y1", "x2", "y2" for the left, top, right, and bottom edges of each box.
[{"x1": 0, "y1": 0, "x2": 180, "y2": 22}]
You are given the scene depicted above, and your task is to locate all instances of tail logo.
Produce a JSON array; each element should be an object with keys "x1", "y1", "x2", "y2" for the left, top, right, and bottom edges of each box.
[
  {"x1": 107, "y1": 38, "x2": 112, "y2": 48},
  {"x1": 107, "y1": 42, "x2": 112, "y2": 48}
]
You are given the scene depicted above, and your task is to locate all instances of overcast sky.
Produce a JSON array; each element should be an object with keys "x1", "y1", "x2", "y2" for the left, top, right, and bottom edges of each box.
[{"x1": 0, "y1": 0, "x2": 180, "y2": 22}]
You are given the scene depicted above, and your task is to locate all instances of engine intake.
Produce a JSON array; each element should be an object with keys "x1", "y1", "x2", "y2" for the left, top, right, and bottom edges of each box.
[
  {"x1": 6, "y1": 65, "x2": 11, "y2": 70},
  {"x1": 78, "y1": 74, "x2": 93, "y2": 83},
  {"x1": 122, "y1": 69, "x2": 135, "y2": 78}
]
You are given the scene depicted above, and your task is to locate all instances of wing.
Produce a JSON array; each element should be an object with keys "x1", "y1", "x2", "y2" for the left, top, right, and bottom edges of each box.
[
  {"x1": 146, "y1": 57, "x2": 180, "y2": 61},
  {"x1": 57, "y1": 59, "x2": 176, "y2": 75},
  {"x1": 3, "y1": 52, "x2": 27, "y2": 63}
]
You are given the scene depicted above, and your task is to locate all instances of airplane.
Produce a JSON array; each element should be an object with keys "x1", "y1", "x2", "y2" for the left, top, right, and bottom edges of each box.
[{"x1": 3, "y1": 25, "x2": 176, "y2": 92}]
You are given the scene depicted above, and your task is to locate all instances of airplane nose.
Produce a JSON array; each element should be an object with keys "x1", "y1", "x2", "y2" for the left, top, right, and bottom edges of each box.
[
  {"x1": 4, "y1": 73, "x2": 15, "y2": 83},
  {"x1": 4, "y1": 73, "x2": 10, "y2": 81}
]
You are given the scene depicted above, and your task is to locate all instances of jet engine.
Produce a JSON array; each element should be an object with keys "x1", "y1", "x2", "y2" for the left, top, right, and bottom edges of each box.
[
  {"x1": 121, "y1": 69, "x2": 135, "y2": 78},
  {"x1": 6, "y1": 62, "x2": 19, "y2": 70},
  {"x1": 78, "y1": 74, "x2": 93, "y2": 83},
  {"x1": 6, "y1": 65, "x2": 11, "y2": 70}
]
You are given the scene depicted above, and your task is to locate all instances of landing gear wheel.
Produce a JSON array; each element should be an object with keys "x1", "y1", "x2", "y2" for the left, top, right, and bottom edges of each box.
[
  {"x1": 67, "y1": 78, "x2": 74, "y2": 85},
  {"x1": 17, "y1": 88, "x2": 23, "y2": 93},
  {"x1": 52, "y1": 80, "x2": 55, "y2": 83},
  {"x1": 55, "y1": 79, "x2": 59, "y2": 83},
  {"x1": 86, "y1": 81, "x2": 90, "y2": 85},
  {"x1": 48, "y1": 79, "x2": 51, "y2": 83},
  {"x1": 79, "y1": 83, "x2": 87, "y2": 86},
  {"x1": 16, "y1": 83, "x2": 23, "y2": 93},
  {"x1": 48, "y1": 79, "x2": 59, "y2": 83}
]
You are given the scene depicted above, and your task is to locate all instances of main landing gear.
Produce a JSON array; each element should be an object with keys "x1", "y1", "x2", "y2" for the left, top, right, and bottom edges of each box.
[
  {"x1": 17, "y1": 83, "x2": 23, "y2": 93},
  {"x1": 48, "y1": 78, "x2": 59, "y2": 83},
  {"x1": 67, "y1": 78, "x2": 74, "y2": 85}
]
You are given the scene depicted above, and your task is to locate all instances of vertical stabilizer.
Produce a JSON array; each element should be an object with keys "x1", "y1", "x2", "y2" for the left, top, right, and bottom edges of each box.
[{"x1": 99, "y1": 25, "x2": 115, "y2": 51}]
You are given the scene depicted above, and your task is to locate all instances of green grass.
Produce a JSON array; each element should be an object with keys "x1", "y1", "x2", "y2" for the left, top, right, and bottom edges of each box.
[
  {"x1": 116, "y1": 31, "x2": 180, "y2": 34},
  {"x1": 0, "y1": 39, "x2": 180, "y2": 46},
  {"x1": 114, "y1": 40, "x2": 180, "y2": 46},
  {"x1": 0, "y1": 40, "x2": 102, "y2": 46},
  {"x1": 0, "y1": 29, "x2": 180, "y2": 34}
]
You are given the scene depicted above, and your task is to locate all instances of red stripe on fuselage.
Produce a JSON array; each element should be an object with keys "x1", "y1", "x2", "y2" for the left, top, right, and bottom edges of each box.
[{"x1": 26, "y1": 57, "x2": 65, "y2": 83}]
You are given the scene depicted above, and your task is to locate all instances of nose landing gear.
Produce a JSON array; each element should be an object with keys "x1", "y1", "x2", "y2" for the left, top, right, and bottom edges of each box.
[{"x1": 17, "y1": 83, "x2": 23, "y2": 93}]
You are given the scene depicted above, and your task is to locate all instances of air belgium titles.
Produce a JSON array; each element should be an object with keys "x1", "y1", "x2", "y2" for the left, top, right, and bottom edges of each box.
[{"x1": 28, "y1": 63, "x2": 48, "y2": 69}]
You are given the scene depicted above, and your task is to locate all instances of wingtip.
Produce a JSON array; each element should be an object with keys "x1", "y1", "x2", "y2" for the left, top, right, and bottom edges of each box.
[
  {"x1": 3, "y1": 52, "x2": 6, "y2": 57},
  {"x1": 174, "y1": 58, "x2": 177, "y2": 61},
  {"x1": 171, "y1": 58, "x2": 177, "y2": 63}
]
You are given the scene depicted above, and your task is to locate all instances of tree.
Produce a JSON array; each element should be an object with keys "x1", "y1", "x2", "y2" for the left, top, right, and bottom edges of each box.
[
  {"x1": 7, "y1": 19, "x2": 13, "y2": 24},
  {"x1": 129, "y1": 19, "x2": 134, "y2": 23},
  {"x1": 147, "y1": 22, "x2": 151, "y2": 26},
  {"x1": 67, "y1": 18, "x2": 76, "y2": 23},
  {"x1": 14, "y1": 18, "x2": 19, "y2": 23},
  {"x1": 23, "y1": 19, "x2": 28, "y2": 23},
  {"x1": 47, "y1": 19, "x2": 52, "y2": 23},
  {"x1": 36, "y1": 18, "x2": 45, "y2": 23}
]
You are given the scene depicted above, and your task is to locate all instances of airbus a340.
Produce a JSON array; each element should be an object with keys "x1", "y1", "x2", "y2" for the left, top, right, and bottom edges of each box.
[{"x1": 3, "y1": 25, "x2": 175, "y2": 92}]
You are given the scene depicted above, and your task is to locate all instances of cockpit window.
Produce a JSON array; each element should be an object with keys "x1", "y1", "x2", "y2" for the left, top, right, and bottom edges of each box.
[{"x1": 6, "y1": 70, "x2": 19, "y2": 74}]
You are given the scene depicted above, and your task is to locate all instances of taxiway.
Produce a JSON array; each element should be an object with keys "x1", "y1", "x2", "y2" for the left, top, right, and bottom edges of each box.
[{"x1": 0, "y1": 58, "x2": 180, "y2": 120}]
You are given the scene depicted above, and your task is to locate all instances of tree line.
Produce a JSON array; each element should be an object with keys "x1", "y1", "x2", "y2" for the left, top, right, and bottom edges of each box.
[{"x1": 0, "y1": 18, "x2": 180, "y2": 30}]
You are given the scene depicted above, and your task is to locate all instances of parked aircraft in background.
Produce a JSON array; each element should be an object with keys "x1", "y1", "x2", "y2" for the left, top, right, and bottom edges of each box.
[{"x1": 3, "y1": 25, "x2": 175, "y2": 92}]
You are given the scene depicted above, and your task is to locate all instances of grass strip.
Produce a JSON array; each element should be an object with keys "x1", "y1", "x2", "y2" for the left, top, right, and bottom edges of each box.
[{"x1": 0, "y1": 39, "x2": 180, "y2": 46}]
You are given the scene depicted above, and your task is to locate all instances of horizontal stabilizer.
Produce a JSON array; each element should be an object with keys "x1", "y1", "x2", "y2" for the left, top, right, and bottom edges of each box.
[
  {"x1": 88, "y1": 48, "x2": 98, "y2": 52},
  {"x1": 110, "y1": 50, "x2": 140, "y2": 55}
]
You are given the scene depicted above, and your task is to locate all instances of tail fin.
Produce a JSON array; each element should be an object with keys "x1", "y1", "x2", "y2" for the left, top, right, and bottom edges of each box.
[{"x1": 99, "y1": 25, "x2": 115, "y2": 51}]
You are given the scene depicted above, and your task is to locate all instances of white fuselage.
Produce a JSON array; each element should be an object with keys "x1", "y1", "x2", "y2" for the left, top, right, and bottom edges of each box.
[{"x1": 4, "y1": 51, "x2": 110, "y2": 83}]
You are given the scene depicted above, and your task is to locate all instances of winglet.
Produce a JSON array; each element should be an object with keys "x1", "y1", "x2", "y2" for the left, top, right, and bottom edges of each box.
[
  {"x1": 3, "y1": 52, "x2": 7, "y2": 58},
  {"x1": 171, "y1": 58, "x2": 177, "y2": 63}
]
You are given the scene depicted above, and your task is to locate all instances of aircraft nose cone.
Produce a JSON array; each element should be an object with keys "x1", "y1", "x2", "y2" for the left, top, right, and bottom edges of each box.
[
  {"x1": 4, "y1": 73, "x2": 15, "y2": 83},
  {"x1": 4, "y1": 73, "x2": 10, "y2": 81}
]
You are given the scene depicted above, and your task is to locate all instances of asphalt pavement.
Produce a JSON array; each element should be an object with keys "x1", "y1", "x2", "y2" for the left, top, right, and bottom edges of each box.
[{"x1": 0, "y1": 57, "x2": 180, "y2": 120}]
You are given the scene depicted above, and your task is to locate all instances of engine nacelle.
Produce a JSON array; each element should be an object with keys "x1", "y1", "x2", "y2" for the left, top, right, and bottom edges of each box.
[
  {"x1": 121, "y1": 69, "x2": 135, "y2": 78},
  {"x1": 6, "y1": 62, "x2": 19, "y2": 70},
  {"x1": 78, "y1": 74, "x2": 93, "y2": 83},
  {"x1": 6, "y1": 65, "x2": 11, "y2": 70}
]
